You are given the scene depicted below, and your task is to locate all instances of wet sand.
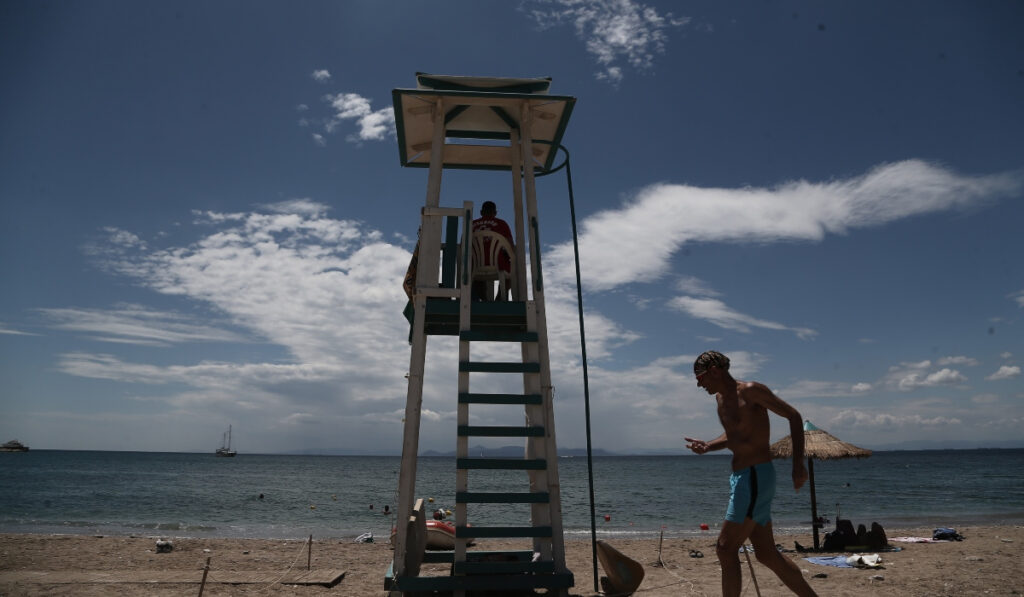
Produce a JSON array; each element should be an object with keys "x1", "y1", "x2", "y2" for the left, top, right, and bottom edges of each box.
[{"x1": 1, "y1": 524, "x2": 1020, "y2": 596}]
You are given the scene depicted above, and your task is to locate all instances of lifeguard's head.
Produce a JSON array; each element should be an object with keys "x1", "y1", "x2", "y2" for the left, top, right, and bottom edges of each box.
[{"x1": 481, "y1": 201, "x2": 497, "y2": 217}]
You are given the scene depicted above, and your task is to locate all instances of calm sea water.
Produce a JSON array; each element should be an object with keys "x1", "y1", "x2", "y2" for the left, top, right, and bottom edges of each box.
[{"x1": 1, "y1": 450, "x2": 1021, "y2": 540}]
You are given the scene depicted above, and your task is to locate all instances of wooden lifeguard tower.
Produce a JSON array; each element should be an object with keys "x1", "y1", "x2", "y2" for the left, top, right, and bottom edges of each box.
[{"x1": 385, "y1": 74, "x2": 576, "y2": 595}]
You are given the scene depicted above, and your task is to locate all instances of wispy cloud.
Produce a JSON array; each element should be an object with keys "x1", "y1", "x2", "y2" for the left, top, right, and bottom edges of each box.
[
  {"x1": 544, "y1": 161, "x2": 1024, "y2": 293},
  {"x1": 39, "y1": 305, "x2": 248, "y2": 347},
  {"x1": 668, "y1": 296, "x2": 817, "y2": 339},
  {"x1": 0, "y1": 323, "x2": 39, "y2": 336},
  {"x1": 311, "y1": 69, "x2": 331, "y2": 82},
  {"x1": 522, "y1": 0, "x2": 689, "y2": 84}
]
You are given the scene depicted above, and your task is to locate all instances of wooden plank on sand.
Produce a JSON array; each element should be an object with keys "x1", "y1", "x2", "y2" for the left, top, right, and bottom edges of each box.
[{"x1": 0, "y1": 569, "x2": 346, "y2": 587}]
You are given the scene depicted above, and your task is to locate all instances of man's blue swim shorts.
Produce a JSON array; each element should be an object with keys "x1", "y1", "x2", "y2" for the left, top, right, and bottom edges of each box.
[{"x1": 725, "y1": 461, "x2": 776, "y2": 525}]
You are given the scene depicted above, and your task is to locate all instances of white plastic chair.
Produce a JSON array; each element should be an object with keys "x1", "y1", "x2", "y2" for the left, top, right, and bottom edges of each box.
[{"x1": 471, "y1": 230, "x2": 515, "y2": 301}]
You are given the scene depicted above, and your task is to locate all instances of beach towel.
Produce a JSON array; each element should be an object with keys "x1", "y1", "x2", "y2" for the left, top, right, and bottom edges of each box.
[
  {"x1": 891, "y1": 536, "x2": 948, "y2": 543},
  {"x1": 805, "y1": 554, "x2": 884, "y2": 569},
  {"x1": 805, "y1": 556, "x2": 853, "y2": 568}
]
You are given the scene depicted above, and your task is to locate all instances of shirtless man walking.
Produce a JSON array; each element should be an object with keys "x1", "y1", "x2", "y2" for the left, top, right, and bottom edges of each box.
[{"x1": 685, "y1": 350, "x2": 818, "y2": 597}]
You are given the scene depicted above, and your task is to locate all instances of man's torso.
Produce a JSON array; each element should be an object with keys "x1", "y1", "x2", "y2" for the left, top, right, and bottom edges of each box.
[{"x1": 717, "y1": 381, "x2": 773, "y2": 471}]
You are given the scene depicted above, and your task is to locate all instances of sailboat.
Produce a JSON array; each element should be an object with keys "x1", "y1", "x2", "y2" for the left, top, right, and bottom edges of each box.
[{"x1": 215, "y1": 425, "x2": 237, "y2": 457}]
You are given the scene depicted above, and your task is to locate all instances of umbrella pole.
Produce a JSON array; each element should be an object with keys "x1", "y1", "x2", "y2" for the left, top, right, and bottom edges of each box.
[{"x1": 808, "y1": 457, "x2": 820, "y2": 550}]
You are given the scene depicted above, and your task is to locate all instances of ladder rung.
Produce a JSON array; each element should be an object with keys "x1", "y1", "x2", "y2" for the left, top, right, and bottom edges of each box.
[
  {"x1": 385, "y1": 572, "x2": 574, "y2": 592},
  {"x1": 460, "y1": 330, "x2": 538, "y2": 342},
  {"x1": 459, "y1": 392, "x2": 543, "y2": 405},
  {"x1": 460, "y1": 361, "x2": 541, "y2": 373},
  {"x1": 417, "y1": 550, "x2": 536, "y2": 564},
  {"x1": 457, "y1": 491, "x2": 549, "y2": 504},
  {"x1": 457, "y1": 458, "x2": 547, "y2": 470},
  {"x1": 457, "y1": 525, "x2": 553, "y2": 539},
  {"x1": 455, "y1": 560, "x2": 556, "y2": 574},
  {"x1": 458, "y1": 425, "x2": 544, "y2": 437},
  {"x1": 422, "y1": 206, "x2": 467, "y2": 217}
]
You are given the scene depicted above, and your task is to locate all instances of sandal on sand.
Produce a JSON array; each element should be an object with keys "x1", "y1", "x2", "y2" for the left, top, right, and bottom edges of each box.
[{"x1": 689, "y1": 549, "x2": 704, "y2": 558}]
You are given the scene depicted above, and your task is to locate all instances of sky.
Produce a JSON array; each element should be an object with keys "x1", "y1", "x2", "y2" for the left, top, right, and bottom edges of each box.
[{"x1": 2, "y1": 0, "x2": 1023, "y2": 455}]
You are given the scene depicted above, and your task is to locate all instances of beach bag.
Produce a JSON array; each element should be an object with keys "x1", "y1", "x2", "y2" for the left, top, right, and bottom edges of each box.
[
  {"x1": 933, "y1": 527, "x2": 963, "y2": 541},
  {"x1": 865, "y1": 522, "x2": 888, "y2": 549},
  {"x1": 823, "y1": 519, "x2": 857, "y2": 550}
]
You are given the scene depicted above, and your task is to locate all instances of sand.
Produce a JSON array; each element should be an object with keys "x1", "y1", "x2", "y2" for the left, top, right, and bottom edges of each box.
[{"x1": 1, "y1": 524, "x2": 1021, "y2": 596}]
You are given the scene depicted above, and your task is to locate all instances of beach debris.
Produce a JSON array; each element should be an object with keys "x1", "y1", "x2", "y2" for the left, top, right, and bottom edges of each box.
[
  {"x1": 700, "y1": 523, "x2": 710, "y2": 530},
  {"x1": 354, "y1": 532, "x2": 374, "y2": 543},
  {"x1": 933, "y1": 527, "x2": 964, "y2": 541},
  {"x1": 155, "y1": 540, "x2": 174, "y2": 553},
  {"x1": 846, "y1": 554, "x2": 882, "y2": 568},
  {"x1": 812, "y1": 572, "x2": 828, "y2": 578},
  {"x1": 870, "y1": 574, "x2": 885, "y2": 581},
  {"x1": 689, "y1": 549, "x2": 704, "y2": 558}
]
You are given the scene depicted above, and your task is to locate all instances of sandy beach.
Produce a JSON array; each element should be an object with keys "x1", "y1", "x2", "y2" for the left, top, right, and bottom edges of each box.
[{"x1": 1, "y1": 524, "x2": 1020, "y2": 596}]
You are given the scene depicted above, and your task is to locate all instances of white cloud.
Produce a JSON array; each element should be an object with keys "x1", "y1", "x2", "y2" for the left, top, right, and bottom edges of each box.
[
  {"x1": 667, "y1": 295, "x2": 817, "y2": 339},
  {"x1": 852, "y1": 382, "x2": 872, "y2": 392},
  {"x1": 987, "y1": 365, "x2": 1021, "y2": 381},
  {"x1": 1012, "y1": 290, "x2": 1024, "y2": 307},
  {"x1": 675, "y1": 275, "x2": 719, "y2": 297},
  {"x1": 971, "y1": 393, "x2": 999, "y2": 404},
  {"x1": 884, "y1": 360, "x2": 968, "y2": 390},
  {"x1": 777, "y1": 380, "x2": 866, "y2": 399},
  {"x1": 40, "y1": 305, "x2": 248, "y2": 347},
  {"x1": 0, "y1": 323, "x2": 38, "y2": 336},
  {"x1": 323, "y1": 93, "x2": 396, "y2": 142},
  {"x1": 831, "y1": 409, "x2": 962, "y2": 428},
  {"x1": 312, "y1": 133, "x2": 325, "y2": 147},
  {"x1": 311, "y1": 69, "x2": 331, "y2": 82},
  {"x1": 544, "y1": 161, "x2": 1023, "y2": 293},
  {"x1": 936, "y1": 355, "x2": 978, "y2": 367},
  {"x1": 523, "y1": 0, "x2": 689, "y2": 83}
]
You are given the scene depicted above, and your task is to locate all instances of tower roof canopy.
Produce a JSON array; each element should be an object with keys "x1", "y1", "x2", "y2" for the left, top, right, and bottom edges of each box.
[{"x1": 393, "y1": 73, "x2": 575, "y2": 171}]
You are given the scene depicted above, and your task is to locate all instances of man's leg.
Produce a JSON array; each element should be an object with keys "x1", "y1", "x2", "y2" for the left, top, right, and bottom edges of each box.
[
  {"x1": 748, "y1": 522, "x2": 818, "y2": 597},
  {"x1": 716, "y1": 519, "x2": 755, "y2": 597}
]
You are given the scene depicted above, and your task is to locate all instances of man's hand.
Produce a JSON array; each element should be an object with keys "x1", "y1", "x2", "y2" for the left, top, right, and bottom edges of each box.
[
  {"x1": 685, "y1": 437, "x2": 709, "y2": 455},
  {"x1": 793, "y1": 462, "x2": 808, "y2": 491}
]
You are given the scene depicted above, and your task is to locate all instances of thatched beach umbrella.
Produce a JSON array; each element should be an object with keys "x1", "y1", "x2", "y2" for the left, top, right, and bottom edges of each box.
[{"x1": 771, "y1": 420, "x2": 872, "y2": 550}]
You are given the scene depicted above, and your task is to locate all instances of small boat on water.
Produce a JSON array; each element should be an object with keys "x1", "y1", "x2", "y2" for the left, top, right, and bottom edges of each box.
[
  {"x1": 215, "y1": 425, "x2": 237, "y2": 457},
  {"x1": 1, "y1": 440, "x2": 29, "y2": 452}
]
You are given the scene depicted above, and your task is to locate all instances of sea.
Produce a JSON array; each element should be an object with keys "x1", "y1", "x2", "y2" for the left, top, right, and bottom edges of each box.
[{"x1": 1, "y1": 450, "x2": 1022, "y2": 541}]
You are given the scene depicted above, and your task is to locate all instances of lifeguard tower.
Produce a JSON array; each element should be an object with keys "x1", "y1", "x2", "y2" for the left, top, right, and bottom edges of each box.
[{"x1": 385, "y1": 74, "x2": 576, "y2": 595}]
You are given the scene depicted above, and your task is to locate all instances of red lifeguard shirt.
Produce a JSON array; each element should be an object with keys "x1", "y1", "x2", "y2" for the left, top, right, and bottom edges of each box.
[{"x1": 472, "y1": 216, "x2": 514, "y2": 272}]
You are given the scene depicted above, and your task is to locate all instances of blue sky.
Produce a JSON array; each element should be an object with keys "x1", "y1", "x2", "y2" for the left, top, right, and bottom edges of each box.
[{"x1": 2, "y1": 0, "x2": 1022, "y2": 454}]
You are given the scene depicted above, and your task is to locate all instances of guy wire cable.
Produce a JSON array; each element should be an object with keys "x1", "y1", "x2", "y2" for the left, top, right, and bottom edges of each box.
[{"x1": 536, "y1": 141, "x2": 599, "y2": 592}]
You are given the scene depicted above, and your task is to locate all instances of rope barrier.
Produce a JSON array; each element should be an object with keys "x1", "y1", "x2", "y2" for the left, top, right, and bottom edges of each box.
[{"x1": 252, "y1": 535, "x2": 314, "y2": 596}]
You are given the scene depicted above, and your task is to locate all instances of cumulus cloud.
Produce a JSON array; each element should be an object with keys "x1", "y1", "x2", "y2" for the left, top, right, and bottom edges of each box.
[
  {"x1": 544, "y1": 161, "x2": 1023, "y2": 294},
  {"x1": 323, "y1": 93, "x2": 395, "y2": 142},
  {"x1": 987, "y1": 365, "x2": 1021, "y2": 381},
  {"x1": 883, "y1": 360, "x2": 968, "y2": 391},
  {"x1": 523, "y1": 0, "x2": 689, "y2": 83},
  {"x1": 311, "y1": 69, "x2": 331, "y2": 82}
]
